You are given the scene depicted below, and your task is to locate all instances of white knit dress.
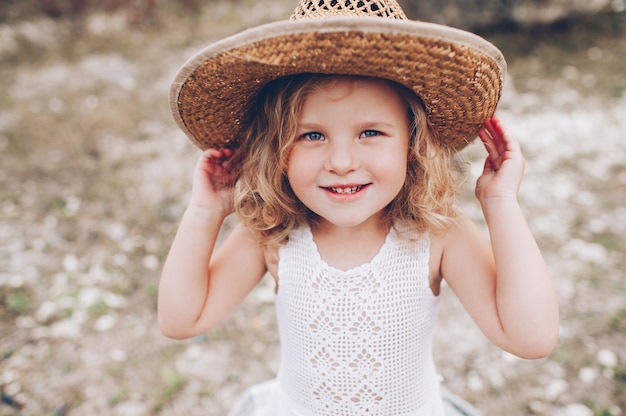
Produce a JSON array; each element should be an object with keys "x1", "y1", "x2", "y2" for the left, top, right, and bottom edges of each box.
[{"x1": 230, "y1": 225, "x2": 481, "y2": 416}]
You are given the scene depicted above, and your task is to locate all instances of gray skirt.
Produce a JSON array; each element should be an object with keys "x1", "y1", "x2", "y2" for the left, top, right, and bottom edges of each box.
[{"x1": 229, "y1": 379, "x2": 481, "y2": 416}]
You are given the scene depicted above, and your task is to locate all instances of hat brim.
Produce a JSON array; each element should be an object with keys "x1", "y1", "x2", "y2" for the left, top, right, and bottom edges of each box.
[{"x1": 170, "y1": 16, "x2": 506, "y2": 150}]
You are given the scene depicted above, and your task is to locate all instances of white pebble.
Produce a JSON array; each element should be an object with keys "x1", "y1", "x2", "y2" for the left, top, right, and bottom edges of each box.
[
  {"x1": 114, "y1": 400, "x2": 150, "y2": 416},
  {"x1": 1, "y1": 369, "x2": 18, "y2": 384},
  {"x1": 142, "y1": 254, "x2": 160, "y2": 271},
  {"x1": 562, "y1": 66, "x2": 579, "y2": 80},
  {"x1": 612, "y1": 0, "x2": 626, "y2": 12},
  {"x1": 528, "y1": 400, "x2": 548, "y2": 413},
  {"x1": 113, "y1": 253, "x2": 129, "y2": 267},
  {"x1": 36, "y1": 300, "x2": 57, "y2": 322},
  {"x1": 597, "y1": 349, "x2": 618, "y2": 368},
  {"x1": 63, "y1": 254, "x2": 80, "y2": 272},
  {"x1": 110, "y1": 348, "x2": 127, "y2": 362},
  {"x1": 106, "y1": 221, "x2": 127, "y2": 241},
  {"x1": 184, "y1": 344, "x2": 204, "y2": 360},
  {"x1": 103, "y1": 292, "x2": 127, "y2": 309},
  {"x1": 94, "y1": 314, "x2": 117, "y2": 332},
  {"x1": 48, "y1": 97, "x2": 65, "y2": 113},
  {"x1": 578, "y1": 367, "x2": 597, "y2": 385},
  {"x1": 16, "y1": 316, "x2": 35, "y2": 329},
  {"x1": 467, "y1": 372, "x2": 484, "y2": 391},
  {"x1": 79, "y1": 287, "x2": 102, "y2": 308},
  {"x1": 8, "y1": 274, "x2": 24, "y2": 288},
  {"x1": 587, "y1": 46, "x2": 603, "y2": 60},
  {"x1": 3, "y1": 381, "x2": 21, "y2": 396},
  {"x1": 50, "y1": 319, "x2": 81, "y2": 339},
  {"x1": 64, "y1": 196, "x2": 81, "y2": 215},
  {"x1": 545, "y1": 378, "x2": 568, "y2": 401},
  {"x1": 560, "y1": 403, "x2": 593, "y2": 416}
]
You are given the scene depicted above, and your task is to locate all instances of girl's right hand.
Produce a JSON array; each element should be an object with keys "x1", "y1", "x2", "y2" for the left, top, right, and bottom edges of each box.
[{"x1": 189, "y1": 148, "x2": 238, "y2": 216}]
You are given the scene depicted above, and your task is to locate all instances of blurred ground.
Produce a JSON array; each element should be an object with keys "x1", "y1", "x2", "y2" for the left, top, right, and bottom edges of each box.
[{"x1": 1, "y1": 1, "x2": 625, "y2": 415}]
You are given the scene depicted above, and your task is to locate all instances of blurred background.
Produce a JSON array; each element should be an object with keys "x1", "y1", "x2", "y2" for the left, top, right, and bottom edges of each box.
[{"x1": 1, "y1": 0, "x2": 625, "y2": 415}]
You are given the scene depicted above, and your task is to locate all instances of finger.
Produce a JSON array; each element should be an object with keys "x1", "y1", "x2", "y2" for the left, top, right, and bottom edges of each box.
[
  {"x1": 491, "y1": 116, "x2": 521, "y2": 154},
  {"x1": 478, "y1": 125, "x2": 495, "y2": 156},
  {"x1": 481, "y1": 152, "x2": 496, "y2": 175},
  {"x1": 202, "y1": 148, "x2": 222, "y2": 158},
  {"x1": 478, "y1": 126, "x2": 502, "y2": 170},
  {"x1": 498, "y1": 124, "x2": 520, "y2": 155},
  {"x1": 219, "y1": 148, "x2": 236, "y2": 169},
  {"x1": 202, "y1": 148, "x2": 232, "y2": 162},
  {"x1": 198, "y1": 150, "x2": 226, "y2": 177},
  {"x1": 203, "y1": 148, "x2": 231, "y2": 164},
  {"x1": 485, "y1": 117, "x2": 508, "y2": 159},
  {"x1": 221, "y1": 148, "x2": 233, "y2": 159}
]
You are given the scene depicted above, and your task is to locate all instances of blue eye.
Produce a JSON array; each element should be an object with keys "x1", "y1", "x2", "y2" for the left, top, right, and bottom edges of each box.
[
  {"x1": 302, "y1": 132, "x2": 324, "y2": 141},
  {"x1": 361, "y1": 130, "x2": 381, "y2": 138}
]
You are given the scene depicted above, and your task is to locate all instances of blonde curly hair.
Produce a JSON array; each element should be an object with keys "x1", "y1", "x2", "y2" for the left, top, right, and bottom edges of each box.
[{"x1": 234, "y1": 74, "x2": 463, "y2": 247}]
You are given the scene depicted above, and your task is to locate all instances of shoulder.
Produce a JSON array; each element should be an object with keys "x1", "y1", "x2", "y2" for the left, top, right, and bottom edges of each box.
[
  {"x1": 432, "y1": 213, "x2": 490, "y2": 259},
  {"x1": 439, "y1": 212, "x2": 488, "y2": 248},
  {"x1": 435, "y1": 212, "x2": 494, "y2": 284},
  {"x1": 218, "y1": 222, "x2": 267, "y2": 270},
  {"x1": 425, "y1": 213, "x2": 492, "y2": 286}
]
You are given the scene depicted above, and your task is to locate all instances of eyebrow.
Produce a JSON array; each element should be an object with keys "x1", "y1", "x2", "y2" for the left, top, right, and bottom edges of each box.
[
  {"x1": 358, "y1": 121, "x2": 396, "y2": 130},
  {"x1": 296, "y1": 121, "x2": 322, "y2": 129},
  {"x1": 296, "y1": 120, "x2": 397, "y2": 130}
]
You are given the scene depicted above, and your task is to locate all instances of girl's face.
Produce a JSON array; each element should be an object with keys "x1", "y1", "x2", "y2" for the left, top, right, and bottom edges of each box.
[{"x1": 286, "y1": 77, "x2": 410, "y2": 230}]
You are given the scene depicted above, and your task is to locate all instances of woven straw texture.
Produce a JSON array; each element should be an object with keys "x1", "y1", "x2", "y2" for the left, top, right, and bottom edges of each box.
[
  {"x1": 290, "y1": 0, "x2": 407, "y2": 19},
  {"x1": 171, "y1": 0, "x2": 506, "y2": 151}
]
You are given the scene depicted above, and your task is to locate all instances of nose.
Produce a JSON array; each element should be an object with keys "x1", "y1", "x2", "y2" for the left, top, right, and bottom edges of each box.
[{"x1": 324, "y1": 139, "x2": 359, "y2": 175}]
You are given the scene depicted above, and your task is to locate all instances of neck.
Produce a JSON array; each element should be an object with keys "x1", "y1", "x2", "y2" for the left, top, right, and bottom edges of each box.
[{"x1": 310, "y1": 218, "x2": 391, "y2": 271}]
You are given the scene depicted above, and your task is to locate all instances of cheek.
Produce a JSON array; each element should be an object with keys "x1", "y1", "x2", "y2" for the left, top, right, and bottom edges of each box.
[
  {"x1": 377, "y1": 145, "x2": 409, "y2": 176},
  {"x1": 384, "y1": 147, "x2": 410, "y2": 193},
  {"x1": 287, "y1": 142, "x2": 320, "y2": 165},
  {"x1": 286, "y1": 148, "x2": 313, "y2": 188}
]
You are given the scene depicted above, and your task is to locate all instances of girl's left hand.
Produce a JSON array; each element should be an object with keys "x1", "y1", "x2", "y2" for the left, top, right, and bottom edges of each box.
[{"x1": 475, "y1": 116, "x2": 525, "y2": 204}]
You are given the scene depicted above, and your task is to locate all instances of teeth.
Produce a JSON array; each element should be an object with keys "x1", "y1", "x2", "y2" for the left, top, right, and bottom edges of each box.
[{"x1": 331, "y1": 186, "x2": 362, "y2": 194}]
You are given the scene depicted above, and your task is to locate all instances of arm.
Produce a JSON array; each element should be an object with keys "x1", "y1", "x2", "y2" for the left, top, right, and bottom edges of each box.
[
  {"x1": 441, "y1": 117, "x2": 559, "y2": 359},
  {"x1": 157, "y1": 149, "x2": 267, "y2": 339}
]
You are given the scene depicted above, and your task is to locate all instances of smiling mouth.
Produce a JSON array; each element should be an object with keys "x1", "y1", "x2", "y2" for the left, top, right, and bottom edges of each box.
[{"x1": 325, "y1": 185, "x2": 366, "y2": 194}]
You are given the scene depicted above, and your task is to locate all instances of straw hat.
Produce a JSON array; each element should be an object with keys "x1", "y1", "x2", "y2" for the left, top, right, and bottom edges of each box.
[{"x1": 170, "y1": 0, "x2": 506, "y2": 151}]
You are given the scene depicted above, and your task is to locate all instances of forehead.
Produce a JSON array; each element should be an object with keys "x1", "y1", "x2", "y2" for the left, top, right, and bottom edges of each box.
[
  {"x1": 309, "y1": 75, "x2": 400, "y2": 97},
  {"x1": 299, "y1": 75, "x2": 410, "y2": 120}
]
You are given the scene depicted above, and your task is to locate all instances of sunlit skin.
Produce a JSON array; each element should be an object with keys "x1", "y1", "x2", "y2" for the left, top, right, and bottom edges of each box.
[{"x1": 157, "y1": 76, "x2": 559, "y2": 361}]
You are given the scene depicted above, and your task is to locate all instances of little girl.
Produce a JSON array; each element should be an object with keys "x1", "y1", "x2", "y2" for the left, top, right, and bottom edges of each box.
[{"x1": 159, "y1": 1, "x2": 560, "y2": 415}]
